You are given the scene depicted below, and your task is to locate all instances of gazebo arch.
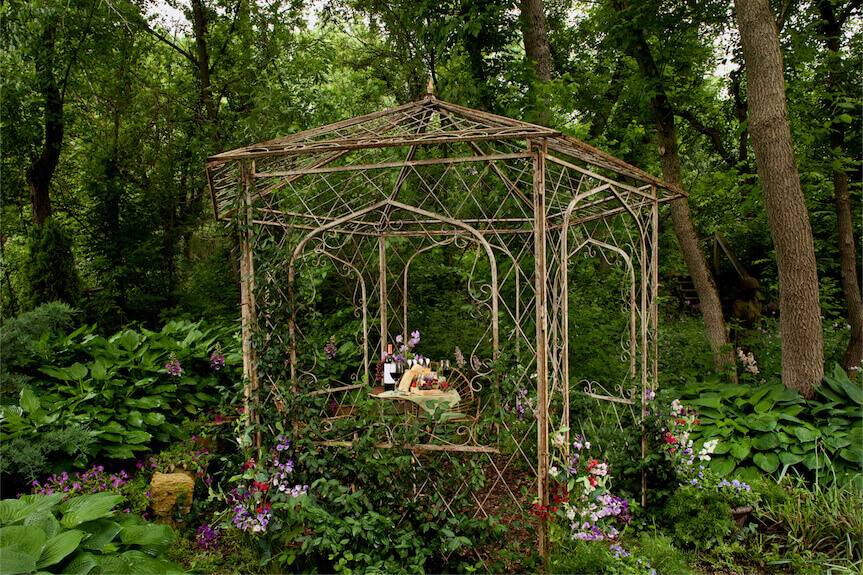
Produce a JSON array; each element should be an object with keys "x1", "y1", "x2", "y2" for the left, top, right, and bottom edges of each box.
[{"x1": 206, "y1": 88, "x2": 684, "y2": 559}]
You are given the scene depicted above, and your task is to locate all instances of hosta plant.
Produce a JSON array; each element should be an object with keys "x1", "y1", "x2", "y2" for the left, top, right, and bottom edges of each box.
[{"x1": 0, "y1": 491, "x2": 183, "y2": 574}]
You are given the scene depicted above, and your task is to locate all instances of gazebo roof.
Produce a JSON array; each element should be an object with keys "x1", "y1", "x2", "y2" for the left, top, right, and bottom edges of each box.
[{"x1": 206, "y1": 92, "x2": 685, "y2": 202}]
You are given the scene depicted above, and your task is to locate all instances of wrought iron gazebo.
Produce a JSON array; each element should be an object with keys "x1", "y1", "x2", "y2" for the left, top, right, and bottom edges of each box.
[{"x1": 205, "y1": 86, "x2": 684, "y2": 558}]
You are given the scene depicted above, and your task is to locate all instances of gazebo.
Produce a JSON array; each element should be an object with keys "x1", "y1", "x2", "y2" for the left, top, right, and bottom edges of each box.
[{"x1": 205, "y1": 86, "x2": 683, "y2": 557}]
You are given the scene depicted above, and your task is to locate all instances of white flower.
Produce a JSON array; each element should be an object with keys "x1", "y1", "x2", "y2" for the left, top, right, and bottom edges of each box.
[{"x1": 549, "y1": 466, "x2": 559, "y2": 477}]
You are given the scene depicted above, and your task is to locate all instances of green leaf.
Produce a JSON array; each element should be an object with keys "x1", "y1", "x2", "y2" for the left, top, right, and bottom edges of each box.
[
  {"x1": 119, "y1": 525, "x2": 176, "y2": 556},
  {"x1": 753, "y1": 452, "x2": 780, "y2": 473},
  {"x1": 20, "y1": 388, "x2": 41, "y2": 414},
  {"x1": 2, "y1": 494, "x2": 65, "y2": 524},
  {"x1": 0, "y1": 549, "x2": 37, "y2": 575},
  {"x1": 792, "y1": 426, "x2": 820, "y2": 442},
  {"x1": 62, "y1": 552, "x2": 97, "y2": 575},
  {"x1": 24, "y1": 511, "x2": 60, "y2": 540},
  {"x1": 143, "y1": 412, "x2": 165, "y2": 426},
  {"x1": 778, "y1": 451, "x2": 804, "y2": 466},
  {"x1": 751, "y1": 433, "x2": 780, "y2": 450},
  {"x1": 101, "y1": 445, "x2": 136, "y2": 459},
  {"x1": 78, "y1": 520, "x2": 122, "y2": 551},
  {"x1": 60, "y1": 494, "x2": 124, "y2": 528},
  {"x1": 101, "y1": 421, "x2": 126, "y2": 434},
  {"x1": 127, "y1": 411, "x2": 144, "y2": 428},
  {"x1": 709, "y1": 457, "x2": 736, "y2": 476},
  {"x1": 839, "y1": 445, "x2": 863, "y2": 466},
  {"x1": 0, "y1": 525, "x2": 46, "y2": 558},
  {"x1": 90, "y1": 360, "x2": 108, "y2": 381},
  {"x1": 745, "y1": 413, "x2": 778, "y2": 432},
  {"x1": 68, "y1": 363, "x2": 88, "y2": 381},
  {"x1": 118, "y1": 331, "x2": 140, "y2": 353},
  {"x1": 689, "y1": 395, "x2": 722, "y2": 410},
  {"x1": 729, "y1": 440, "x2": 751, "y2": 461},
  {"x1": 123, "y1": 430, "x2": 152, "y2": 444},
  {"x1": 37, "y1": 530, "x2": 84, "y2": 568}
]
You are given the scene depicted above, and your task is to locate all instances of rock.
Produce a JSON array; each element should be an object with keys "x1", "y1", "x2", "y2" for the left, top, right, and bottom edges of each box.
[{"x1": 150, "y1": 472, "x2": 195, "y2": 525}]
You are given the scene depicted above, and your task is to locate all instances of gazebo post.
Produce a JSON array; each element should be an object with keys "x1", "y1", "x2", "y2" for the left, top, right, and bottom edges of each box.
[
  {"x1": 239, "y1": 161, "x2": 261, "y2": 447},
  {"x1": 532, "y1": 141, "x2": 550, "y2": 563}
]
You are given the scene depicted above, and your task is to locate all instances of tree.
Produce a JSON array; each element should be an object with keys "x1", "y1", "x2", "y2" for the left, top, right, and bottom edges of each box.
[
  {"x1": 608, "y1": 0, "x2": 737, "y2": 379},
  {"x1": 734, "y1": 0, "x2": 824, "y2": 397},
  {"x1": 519, "y1": 0, "x2": 552, "y2": 124},
  {"x1": 815, "y1": 0, "x2": 862, "y2": 373}
]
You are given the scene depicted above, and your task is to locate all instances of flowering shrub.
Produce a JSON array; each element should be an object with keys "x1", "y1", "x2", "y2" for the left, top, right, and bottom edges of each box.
[
  {"x1": 26, "y1": 465, "x2": 131, "y2": 502},
  {"x1": 535, "y1": 428, "x2": 631, "y2": 543},
  {"x1": 226, "y1": 434, "x2": 309, "y2": 535}
]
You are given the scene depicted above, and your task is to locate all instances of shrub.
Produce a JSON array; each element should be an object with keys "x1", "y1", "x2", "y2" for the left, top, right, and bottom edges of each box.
[
  {"x1": 0, "y1": 318, "x2": 242, "y2": 488},
  {"x1": 22, "y1": 218, "x2": 81, "y2": 311},
  {"x1": 0, "y1": 491, "x2": 183, "y2": 574}
]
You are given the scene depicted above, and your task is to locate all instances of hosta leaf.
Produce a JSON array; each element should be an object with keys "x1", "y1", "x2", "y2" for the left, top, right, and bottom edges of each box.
[
  {"x1": 729, "y1": 440, "x2": 751, "y2": 461},
  {"x1": 90, "y1": 360, "x2": 108, "y2": 381},
  {"x1": 143, "y1": 412, "x2": 165, "y2": 426},
  {"x1": 792, "y1": 426, "x2": 820, "y2": 442},
  {"x1": 60, "y1": 494, "x2": 123, "y2": 528},
  {"x1": 20, "y1": 388, "x2": 41, "y2": 414},
  {"x1": 839, "y1": 445, "x2": 863, "y2": 466},
  {"x1": 803, "y1": 452, "x2": 826, "y2": 470},
  {"x1": 823, "y1": 434, "x2": 851, "y2": 450},
  {"x1": 753, "y1": 452, "x2": 780, "y2": 473},
  {"x1": 37, "y1": 530, "x2": 84, "y2": 568},
  {"x1": 68, "y1": 363, "x2": 88, "y2": 381},
  {"x1": 2, "y1": 494, "x2": 65, "y2": 525},
  {"x1": 101, "y1": 445, "x2": 135, "y2": 459},
  {"x1": 689, "y1": 395, "x2": 722, "y2": 410},
  {"x1": 123, "y1": 430, "x2": 152, "y2": 444},
  {"x1": 709, "y1": 457, "x2": 736, "y2": 476},
  {"x1": 78, "y1": 519, "x2": 121, "y2": 551},
  {"x1": 118, "y1": 331, "x2": 140, "y2": 353},
  {"x1": 62, "y1": 551, "x2": 97, "y2": 575},
  {"x1": 119, "y1": 525, "x2": 176, "y2": 556},
  {"x1": 101, "y1": 421, "x2": 126, "y2": 435},
  {"x1": 24, "y1": 511, "x2": 60, "y2": 540},
  {"x1": 0, "y1": 548, "x2": 37, "y2": 575},
  {"x1": 778, "y1": 451, "x2": 804, "y2": 466},
  {"x1": 127, "y1": 411, "x2": 144, "y2": 428},
  {"x1": 0, "y1": 525, "x2": 46, "y2": 558},
  {"x1": 745, "y1": 413, "x2": 778, "y2": 432},
  {"x1": 751, "y1": 433, "x2": 780, "y2": 450}
]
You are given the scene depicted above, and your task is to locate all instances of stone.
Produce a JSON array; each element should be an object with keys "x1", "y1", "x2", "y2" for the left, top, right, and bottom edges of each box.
[{"x1": 150, "y1": 472, "x2": 195, "y2": 525}]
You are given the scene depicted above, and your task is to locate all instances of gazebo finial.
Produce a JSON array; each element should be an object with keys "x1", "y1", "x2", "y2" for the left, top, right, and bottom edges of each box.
[{"x1": 426, "y1": 77, "x2": 435, "y2": 97}]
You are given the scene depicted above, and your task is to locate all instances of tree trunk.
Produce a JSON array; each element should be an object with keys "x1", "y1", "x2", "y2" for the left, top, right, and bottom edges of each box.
[
  {"x1": 26, "y1": 24, "x2": 62, "y2": 226},
  {"x1": 623, "y1": 18, "x2": 737, "y2": 380},
  {"x1": 817, "y1": 0, "x2": 863, "y2": 373},
  {"x1": 519, "y1": 0, "x2": 552, "y2": 125},
  {"x1": 734, "y1": 0, "x2": 824, "y2": 397},
  {"x1": 191, "y1": 0, "x2": 217, "y2": 128}
]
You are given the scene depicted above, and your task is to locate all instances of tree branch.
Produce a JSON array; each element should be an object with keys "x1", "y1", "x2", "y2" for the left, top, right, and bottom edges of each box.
[{"x1": 676, "y1": 109, "x2": 738, "y2": 169}]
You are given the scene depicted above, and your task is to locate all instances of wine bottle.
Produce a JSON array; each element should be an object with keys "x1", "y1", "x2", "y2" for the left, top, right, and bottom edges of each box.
[{"x1": 383, "y1": 344, "x2": 395, "y2": 392}]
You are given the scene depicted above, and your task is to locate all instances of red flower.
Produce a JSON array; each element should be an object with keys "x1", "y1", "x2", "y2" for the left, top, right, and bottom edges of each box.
[
  {"x1": 664, "y1": 433, "x2": 677, "y2": 444},
  {"x1": 254, "y1": 481, "x2": 269, "y2": 491},
  {"x1": 244, "y1": 458, "x2": 256, "y2": 469},
  {"x1": 589, "y1": 477, "x2": 598, "y2": 487}
]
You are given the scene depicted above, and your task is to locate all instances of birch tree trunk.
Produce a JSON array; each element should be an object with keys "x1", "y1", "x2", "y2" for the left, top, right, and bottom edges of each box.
[{"x1": 734, "y1": 0, "x2": 824, "y2": 397}]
